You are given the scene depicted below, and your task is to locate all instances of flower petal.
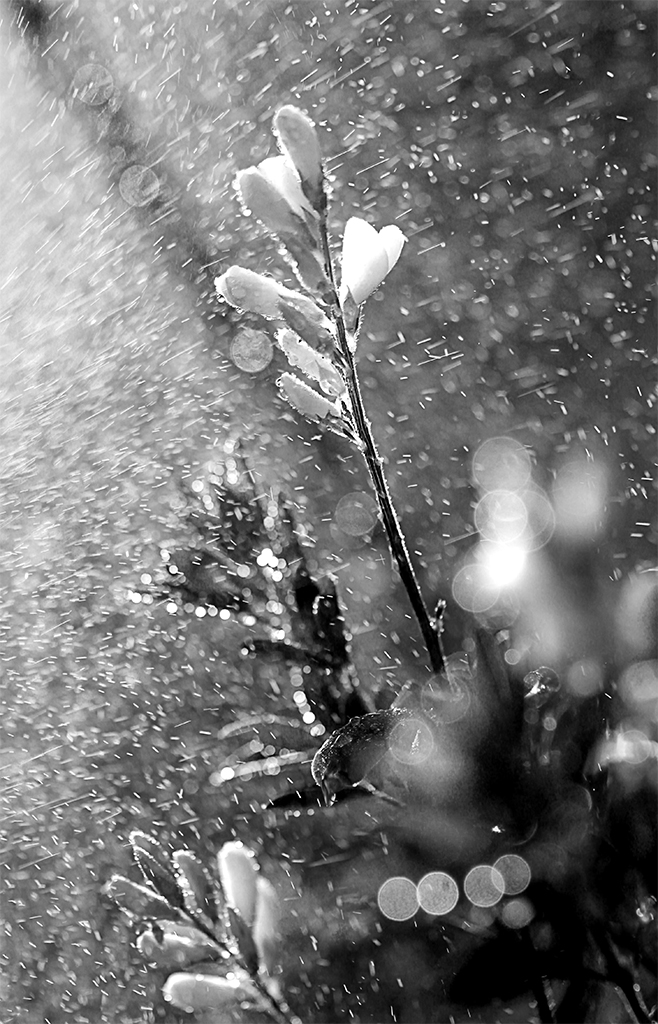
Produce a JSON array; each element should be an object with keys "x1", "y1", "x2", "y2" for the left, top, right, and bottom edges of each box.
[
  {"x1": 340, "y1": 217, "x2": 388, "y2": 306},
  {"x1": 257, "y1": 155, "x2": 311, "y2": 215},
  {"x1": 378, "y1": 225, "x2": 406, "y2": 272}
]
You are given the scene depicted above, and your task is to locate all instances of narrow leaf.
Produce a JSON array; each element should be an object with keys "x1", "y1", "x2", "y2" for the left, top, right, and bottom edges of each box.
[
  {"x1": 103, "y1": 875, "x2": 179, "y2": 921},
  {"x1": 227, "y1": 905, "x2": 260, "y2": 977},
  {"x1": 129, "y1": 832, "x2": 185, "y2": 909},
  {"x1": 173, "y1": 849, "x2": 219, "y2": 924}
]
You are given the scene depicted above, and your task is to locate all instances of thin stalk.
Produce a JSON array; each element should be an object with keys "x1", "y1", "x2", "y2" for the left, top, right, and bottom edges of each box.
[
  {"x1": 318, "y1": 227, "x2": 444, "y2": 677},
  {"x1": 174, "y1": 908, "x2": 295, "y2": 1024},
  {"x1": 519, "y1": 928, "x2": 556, "y2": 1024}
]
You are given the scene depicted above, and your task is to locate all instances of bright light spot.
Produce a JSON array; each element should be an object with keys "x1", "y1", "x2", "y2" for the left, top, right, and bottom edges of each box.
[
  {"x1": 219, "y1": 609, "x2": 231, "y2": 620},
  {"x1": 421, "y1": 668, "x2": 471, "y2": 724},
  {"x1": 219, "y1": 767, "x2": 235, "y2": 782},
  {"x1": 257, "y1": 548, "x2": 273, "y2": 567},
  {"x1": 417, "y1": 872, "x2": 459, "y2": 915},
  {"x1": 388, "y1": 717, "x2": 434, "y2": 765},
  {"x1": 500, "y1": 897, "x2": 535, "y2": 929},
  {"x1": 302, "y1": 711, "x2": 316, "y2": 725},
  {"x1": 620, "y1": 661, "x2": 658, "y2": 717},
  {"x1": 566, "y1": 658, "x2": 603, "y2": 697},
  {"x1": 493, "y1": 854, "x2": 531, "y2": 895},
  {"x1": 463, "y1": 865, "x2": 505, "y2": 908},
  {"x1": 479, "y1": 541, "x2": 527, "y2": 588},
  {"x1": 597, "y1": 728, "x2": 656, "y2": 767},
  {"x1": 475, "y1": 490, "x2": 528, "y2": 544},
  {"x1": 452, "y1": 562, "x2": 499, "y2": 613},
  {"x1": 472, "y1": 437, "x2": 532, "y2": 493},
  {"x1": 377, "y1": 877, "x2": 419, "y2": 921}
]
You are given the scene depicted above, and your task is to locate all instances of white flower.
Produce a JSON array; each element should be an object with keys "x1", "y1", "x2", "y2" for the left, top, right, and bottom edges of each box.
[
  {"x1": 217, "y1": 841, "x2": 259, "y2": 926},
  {"x1": 340, "y1": 217, "x2": 406, "y2": 305}
]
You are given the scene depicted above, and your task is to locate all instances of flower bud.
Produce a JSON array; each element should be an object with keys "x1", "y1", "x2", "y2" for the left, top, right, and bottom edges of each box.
[
  {"x1": 217, "y1": 841, "x2": 258, "y2": 926},
  {"x1": 236, "y1": 167, "x2": 302, "y2": 238},
  {"x1": 340, "y1": 217, "x2": 406, "y2": 305},
  {"x1": 163, "y1": 972, "x2": 249, "y2": 1012},
  {"x1": 216, "y1": 267, "x2": 334, "y2": 346},
  {"x1": 216, "y1": 267, "x2": 282, "y2": 319},
  {"x1": 257, "y1": 155, "x2": 313, "y2": 216},
  {"x1": 273, "y1": 105, "x2": 323, "y2": 202},
  {"x1": 278, "y1": 372, "x2": 340, "y2": 422},
  {"x1": 276, "y1": 329, "x2": 345, "y2": 397}
]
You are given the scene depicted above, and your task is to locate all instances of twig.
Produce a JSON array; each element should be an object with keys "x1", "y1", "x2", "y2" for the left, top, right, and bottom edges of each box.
[
  {"x1": 317, "y1": 226, "x2": 445, "y2": 678},
  {"x1": 519, "y1": 927, "x2": 556, "y2": 1024},
  {"x1": 593, "y1": 928, "x2": 653, "y2": 1024}
]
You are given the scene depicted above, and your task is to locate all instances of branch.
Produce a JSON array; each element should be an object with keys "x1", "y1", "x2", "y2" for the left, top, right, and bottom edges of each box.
[{"x1": 318, "y1": 227, "x2": 445, "y2": 678}]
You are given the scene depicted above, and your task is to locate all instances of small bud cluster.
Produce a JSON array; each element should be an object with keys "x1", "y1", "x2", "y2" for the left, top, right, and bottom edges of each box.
[
  {"x1": 214, "y1": 104, "x2": 405, "y2": 439},
  {"x1": 104, "y1": 832, "x2": 287, "y2": 1021}
]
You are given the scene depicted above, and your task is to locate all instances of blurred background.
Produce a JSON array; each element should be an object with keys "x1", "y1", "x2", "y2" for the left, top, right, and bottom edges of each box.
[{"x1": 0, "y1": 1, "x2": 655, "y2": 1021}]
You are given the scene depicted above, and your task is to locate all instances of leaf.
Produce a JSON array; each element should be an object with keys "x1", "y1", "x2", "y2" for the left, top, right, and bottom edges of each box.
[
  {"x1": 253, "y1": 876, "x2": 281, "y2": 975},
  {"x1": 227, "y1": 905, "x2": 260, "y2": 977},
  {"x1": 129, "y1": 831, "x2": 185, "y2": 909},
  {"x1": 276, "y1": 329, "x2": 345, "y2": 397},
  {"x1": 173, "y1": 849, "x2": 221, "y2": 925},
  {"x1": 163, "y1": 972, "x2": 252, "y2": 1013},
  {"x1": 217, "y1": 842, "x2": 258, "y2": 926},
  {"x1": 277, "y1": 372, "x2": 341, "y2": 422},
  {"x1": 136, "y1": 920, "x2": 221, "y2": 969},
  {"x1": 103, "y1": 875, "x2": 180, "y2": 921}
]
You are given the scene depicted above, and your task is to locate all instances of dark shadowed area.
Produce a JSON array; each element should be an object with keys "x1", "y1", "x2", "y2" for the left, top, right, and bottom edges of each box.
[{"x1": 1, "y1": 1, "x2": 655, "y2": 1022}]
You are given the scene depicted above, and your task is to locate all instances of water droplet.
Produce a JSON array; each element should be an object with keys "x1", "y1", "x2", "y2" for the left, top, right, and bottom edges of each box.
[
  {"x1": 72, "y1": 64, "x2": 114, "y2": 106},
  {"x1": 500, "y1": 897, "x2": 534, "y2": 929},
  {"x1": 463, "y1": 864, "x2": 504, "y2": 908},
  {"x1": 523, "y1": 667, "x2": 560, "y2": 707},
  {"x1": 388, "y1": 717, "x2": 434, "y2": 765},
  {"x1": 119, "y1": 165, "x2": 160, "y2": 208},
  {"x1": 417, "y1": 872, "x2": 459, "y2": 915},
  {"x1": 377, "y1": 876, "x2": 418, "y2": 921},
  {"x1": 493, "y1": 854, "x2": 531, "y2": 895},
  {"x1": 472, "y1": 437, "x2": 532, "y2": 493},
  {"x1": 475, "y1": 490, "x2": 528, "y2": 544},
  {"x1": 334, "y1": 491, "x2": 378, "y2": 537},
  {"x1": 230, "y1": 328, "x2": 273, "y2": 372}
]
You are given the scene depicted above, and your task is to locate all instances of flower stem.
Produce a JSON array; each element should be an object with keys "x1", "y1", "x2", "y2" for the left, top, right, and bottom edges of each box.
[{"x1": 319, "y1": 228, "x2": 444, "y2": 677}]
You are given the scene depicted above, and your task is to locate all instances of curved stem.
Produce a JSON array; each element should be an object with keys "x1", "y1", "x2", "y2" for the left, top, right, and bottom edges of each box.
[{"x1": 319, "y1": 229, "x2": 444, "y2": 677}]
